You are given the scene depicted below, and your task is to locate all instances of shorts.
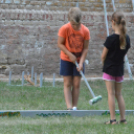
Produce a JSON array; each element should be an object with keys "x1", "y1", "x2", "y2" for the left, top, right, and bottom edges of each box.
[
  {"x1": 102, "y1": 73, "x2": 124, "y2": 83},
  {"x1": 60, "y1": 59, "x2": 85, "y2": 76}
]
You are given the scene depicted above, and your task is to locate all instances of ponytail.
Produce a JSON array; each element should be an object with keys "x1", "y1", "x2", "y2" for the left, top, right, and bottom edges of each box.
[
  {"x1": 120, "y1": 19, "x2": 126, "y2": 49},
  {"x1": 112, "y1": 11, "x2": 126, "y2": 49}
]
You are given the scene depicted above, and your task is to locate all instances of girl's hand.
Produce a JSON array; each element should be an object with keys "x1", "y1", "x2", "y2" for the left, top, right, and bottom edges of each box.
[
  {"x1": 77, "y1": 63, "x2": 83, "y2": 72},
  {"x1": 69, "y1": 53, "x2": 77, "y2": 63}
]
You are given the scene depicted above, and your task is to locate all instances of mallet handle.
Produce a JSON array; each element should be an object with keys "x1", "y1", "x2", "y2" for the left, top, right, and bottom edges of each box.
[{"x1": 75, "y1": 61, "x2": 96, "y2": 98}]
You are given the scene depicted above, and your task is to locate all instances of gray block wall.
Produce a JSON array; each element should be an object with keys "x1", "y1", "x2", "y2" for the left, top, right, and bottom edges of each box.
[{"x1": 0, "y1": 0, "x2": 134, "y2": 77}]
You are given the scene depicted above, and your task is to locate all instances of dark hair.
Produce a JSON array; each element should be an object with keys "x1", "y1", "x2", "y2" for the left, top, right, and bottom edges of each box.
[{"x1": 112, "y1": 11, "x2": 126, "y2": 49}]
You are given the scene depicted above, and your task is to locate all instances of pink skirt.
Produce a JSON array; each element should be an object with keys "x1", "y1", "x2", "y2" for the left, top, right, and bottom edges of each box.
[{"x1": 102, "y1": 73, "x2": 124, "y2": 83}]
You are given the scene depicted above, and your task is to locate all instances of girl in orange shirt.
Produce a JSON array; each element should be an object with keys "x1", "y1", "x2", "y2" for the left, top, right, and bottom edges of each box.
[{"x1": 58, "y1": 7, "x2": 90, "y2": 110}]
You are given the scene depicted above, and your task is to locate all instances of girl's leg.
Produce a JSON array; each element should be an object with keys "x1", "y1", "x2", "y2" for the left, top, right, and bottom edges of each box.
[
  {"x1": 63, "y1": 76, "x2": 73, "y2": 109},
  {"x1": 115, "y1": 82, "x2": 126, "y2": 121},
  {"x1": 105, "y1": 81, "x2": 116, "y2": 121},
  {"x1": 72, "y1": 76, "x2": 81, "y2": 108}
]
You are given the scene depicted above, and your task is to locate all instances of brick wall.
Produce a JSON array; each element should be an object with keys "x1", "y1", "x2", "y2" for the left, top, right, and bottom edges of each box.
[
  {"x1": 0, "y1": 0, "x2": 133, "y2": 12},
  {"x1": 0, "y1": 0, "x2": 134, "y2": 77}
]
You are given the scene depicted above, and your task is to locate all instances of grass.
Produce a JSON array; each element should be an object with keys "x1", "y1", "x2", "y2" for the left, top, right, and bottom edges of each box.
[
  {"x1": 0, "y1": 116, "x2": 134, "y2": 134},
  {"x1": 0, "y1": 80, "x2": 133, "y2": 110},
  {"x1": 0, "y1": 80, "x2": 134, "y2": 134}
]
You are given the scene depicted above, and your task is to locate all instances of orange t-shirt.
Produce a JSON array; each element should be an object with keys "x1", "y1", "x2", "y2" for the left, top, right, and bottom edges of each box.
[{"x1": 58, "y1": 22, "x2": 90, "y2": 62}]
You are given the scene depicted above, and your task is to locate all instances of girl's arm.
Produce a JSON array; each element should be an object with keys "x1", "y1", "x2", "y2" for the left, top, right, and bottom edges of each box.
[
  {"x1": 101, "y1": 47, "x2": 109, "y2": 65},
  {"x1": 78, "y1": 40, "x2": 89, "y2": 71},
  {"x1": 57, "y1": 36, "x2": 76, "y2": 62}
]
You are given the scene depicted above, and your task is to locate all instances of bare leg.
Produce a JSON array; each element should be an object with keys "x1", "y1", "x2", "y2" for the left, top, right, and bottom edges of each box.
[
  {"x1": 115, "y1": 82, "x2": 126, "y2": 122},
  {"x1": 63, "y1": 76, "x2": 73, "y2": 109},
  {"x1": 105, "y1": 81, "x2": 116, "y2": 121},
  {"x1": 72, "y1": 76, "x2": 81, "y2": 107}
]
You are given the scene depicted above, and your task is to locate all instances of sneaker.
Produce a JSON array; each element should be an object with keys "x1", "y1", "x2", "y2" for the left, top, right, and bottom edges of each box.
[{"x1": 67, "y1": 108, "x2": 73, "y2": 110}]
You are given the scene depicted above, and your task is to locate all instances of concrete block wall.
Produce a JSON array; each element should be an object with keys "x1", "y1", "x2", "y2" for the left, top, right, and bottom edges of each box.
[
  {"x1": 0, "y1": 0, "x2": 133, "y2": 12},
  {"x1": 0, "y1": 0, "x2": 134, "y2": 77}
]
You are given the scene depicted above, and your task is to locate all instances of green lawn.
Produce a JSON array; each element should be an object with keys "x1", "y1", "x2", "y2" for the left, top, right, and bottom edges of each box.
[
  {"x1": 0, "y1": 116, "x2": 134, "y2": 134},
  {"x1": 0, "y1": 80, "x2": 134, "y2": 134}
]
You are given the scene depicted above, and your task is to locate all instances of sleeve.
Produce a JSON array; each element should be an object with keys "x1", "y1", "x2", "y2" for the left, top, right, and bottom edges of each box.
[
  {"x1": 103, "y1": 36, "x2": 112, "y2": 49},
  {"x1": 84, "y1": 27, "x2": 90, "y2": 40},
  {"x1": 58, "y1": 25, "x2": 66, "y2": 38}
]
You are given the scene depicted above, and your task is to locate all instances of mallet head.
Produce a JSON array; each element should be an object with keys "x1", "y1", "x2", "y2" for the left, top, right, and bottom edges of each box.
[{"x1": 89, "y1": 95, "x2": 102, "y2": 105}]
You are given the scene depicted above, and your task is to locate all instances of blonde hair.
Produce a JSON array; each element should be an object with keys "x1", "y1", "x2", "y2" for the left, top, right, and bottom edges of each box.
[
  {"x1": 68, "y1": 7, "x2": 81, "y2": 24},
  {"x1": 112, "y1": 11, "x2": 126, "y2": 49}
]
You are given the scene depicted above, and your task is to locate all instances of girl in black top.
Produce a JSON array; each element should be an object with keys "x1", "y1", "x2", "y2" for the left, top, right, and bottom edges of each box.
[{"x1": 101, "y1": 11, "x2": 130, "y2": 125}]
